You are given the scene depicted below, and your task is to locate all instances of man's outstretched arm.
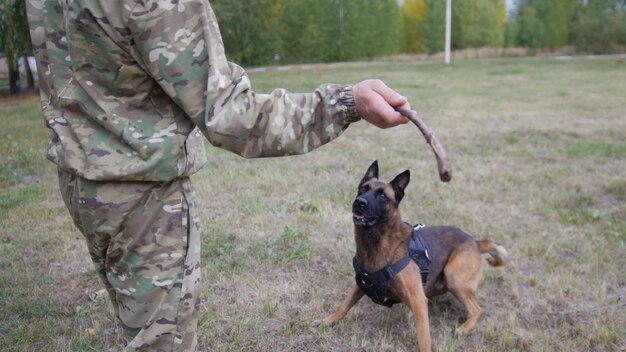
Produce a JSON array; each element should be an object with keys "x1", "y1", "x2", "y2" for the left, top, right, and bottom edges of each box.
[{"x1": 126, "y1": 0, "x2": 408, "y2": 158}]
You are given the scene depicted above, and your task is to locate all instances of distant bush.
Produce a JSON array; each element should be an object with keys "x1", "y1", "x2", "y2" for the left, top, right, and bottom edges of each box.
[{"x1": 211, "y1": 0, "x2": 400, "y2": 66}]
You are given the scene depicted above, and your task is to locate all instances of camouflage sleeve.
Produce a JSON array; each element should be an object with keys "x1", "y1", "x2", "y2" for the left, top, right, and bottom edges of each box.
[{"x1": 125, "y1": 0, "x2": 360, "y2": 158}]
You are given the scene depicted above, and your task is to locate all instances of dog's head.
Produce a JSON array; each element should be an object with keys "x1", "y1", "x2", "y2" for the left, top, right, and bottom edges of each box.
[{"x1": 352, "y1": 160, "x2": 410, "y2": 228}]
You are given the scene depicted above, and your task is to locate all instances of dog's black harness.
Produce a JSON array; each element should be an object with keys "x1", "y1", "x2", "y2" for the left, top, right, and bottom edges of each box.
[{"x1": 353, "y1": 224, "x2": 431, "y2": 307}]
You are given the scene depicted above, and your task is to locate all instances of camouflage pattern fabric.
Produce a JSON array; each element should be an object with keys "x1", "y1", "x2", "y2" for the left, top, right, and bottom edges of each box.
[
  {"x1": 28, "y1": 1, "x2": 361, "y2": 350},
  {"x1": 26, "y1": 0, "x2": 360, "y2": 182},
  {"x1": 58, "y1": 168, "x2": 201, "y2": 351}
]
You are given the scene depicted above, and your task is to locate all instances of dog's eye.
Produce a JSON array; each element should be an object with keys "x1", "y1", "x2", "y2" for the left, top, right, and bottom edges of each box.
[
  {"x1": 377, "y1": 191, "x2": 388, "y2": 201},
  {"x1": 358, "y1": 185, "x2": 368, "y2": 194}
]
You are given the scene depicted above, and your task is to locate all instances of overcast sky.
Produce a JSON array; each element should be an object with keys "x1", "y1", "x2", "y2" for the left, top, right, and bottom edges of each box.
[{"x1": 506, "y1": 0, "x2": 516, "y2": 14}]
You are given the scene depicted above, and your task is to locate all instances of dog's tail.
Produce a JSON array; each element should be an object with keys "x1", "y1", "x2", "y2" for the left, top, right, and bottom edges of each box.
[{"x1": 477, "y1": 240, "x2": 508, "y2": 267}]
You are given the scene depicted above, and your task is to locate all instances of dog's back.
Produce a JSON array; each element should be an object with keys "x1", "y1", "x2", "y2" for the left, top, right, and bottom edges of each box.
[
  {"x1": 418, "y1": 226, "x2": 507, "y2": 298},
  {"x1": 417, "y1": 226, "x2": 507, "y2": 336}
]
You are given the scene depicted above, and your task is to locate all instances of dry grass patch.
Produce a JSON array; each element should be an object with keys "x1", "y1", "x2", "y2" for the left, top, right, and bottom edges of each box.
[{"x1": 1, "y1": 56, "x2": 625, "y2": 351}]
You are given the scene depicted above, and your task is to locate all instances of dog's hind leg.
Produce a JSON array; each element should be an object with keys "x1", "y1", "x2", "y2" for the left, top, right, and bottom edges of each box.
[
  {"x1": 321, "y1": 284, "x2": 364, "y2": 327},
  {"x1": 443, "y1": 243, "x2": 484, "y2": 337},
  {"x1": 450, "y1": 289, "x2": 482, "y2": 337}
]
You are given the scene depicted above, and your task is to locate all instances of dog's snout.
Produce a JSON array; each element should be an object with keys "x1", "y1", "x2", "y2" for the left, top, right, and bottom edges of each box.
[{"x1": 355, "y1": 197, "x2": 368, "y2": 208}]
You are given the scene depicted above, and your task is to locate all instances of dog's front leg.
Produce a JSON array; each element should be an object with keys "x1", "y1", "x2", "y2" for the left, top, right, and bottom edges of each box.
[
  {"x1": 321, "y1": 283, "x2": 364, "y2": 327},
  {"x1": 408, "y1": 292, "x2": 432, "y2": 352},
  {"x1": 398, "y1": 272, "x2": 432, "y2": 352}
]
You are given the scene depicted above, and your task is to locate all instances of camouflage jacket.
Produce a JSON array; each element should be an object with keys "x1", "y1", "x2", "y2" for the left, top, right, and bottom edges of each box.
[{"x1": 26, "y1": 0, "x2": 360, "y2": 181}]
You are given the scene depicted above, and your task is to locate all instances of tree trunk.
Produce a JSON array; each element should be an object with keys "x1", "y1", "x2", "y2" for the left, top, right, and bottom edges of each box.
[
  {"x1": 3, "y1": 0, "x2": 20, "y2": 95},
  {"x1": 9, "y1": 68, "x2": 21, "y2": 95},
  {"x1": 23, "y1": 53, "x2": 34, "y2": 89}
]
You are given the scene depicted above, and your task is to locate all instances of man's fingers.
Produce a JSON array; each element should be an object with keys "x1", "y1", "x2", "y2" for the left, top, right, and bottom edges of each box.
[
  {"x1": 370, "y1": 79, "x2": 408, "y2": 107},
  {"x1": 395, "y1": 102, "x2": 412, "y2": 112},
  {"x1": 352, "y1": 79, "x2": 411, "y2": 129},
  {"x1": 367, "y1": 95, "x2": 409, "y2": 128}
]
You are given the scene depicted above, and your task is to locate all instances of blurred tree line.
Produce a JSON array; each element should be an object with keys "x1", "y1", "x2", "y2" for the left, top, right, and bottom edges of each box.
[
  {"x1": 1, "y1": 0, "x2": 625, "y2": 95},
  {"x1": 212, "y1": 0, "x2": 625, "y2": 65},
  {"x1": 508, "y1": 0, "x2": 626, "y2": 53},
  {"x1": 400, "y1": 0, "x2": 507, "y2": 54},
  {"x1": 1, "y1": 0, "x2": 33, "y2": 95},
  {"x1": 211, "y1": 0, "x2": 400, "y2": 66}
]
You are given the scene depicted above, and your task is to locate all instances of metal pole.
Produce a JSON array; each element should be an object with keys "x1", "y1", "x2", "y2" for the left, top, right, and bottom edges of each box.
[{"x1": 445, "y1": 0, "x2": 452, "y2": 65}]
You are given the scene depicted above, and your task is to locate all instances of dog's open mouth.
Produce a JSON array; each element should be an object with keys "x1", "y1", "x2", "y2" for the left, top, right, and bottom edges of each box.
[{"x1": 353, "y1": 212, "x2": 378, "y2": 226}]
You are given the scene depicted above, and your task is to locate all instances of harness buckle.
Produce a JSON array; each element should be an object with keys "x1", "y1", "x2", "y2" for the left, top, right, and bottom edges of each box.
[{"x1": 358, "y1": 272, "x2": 373, "y2": 287}]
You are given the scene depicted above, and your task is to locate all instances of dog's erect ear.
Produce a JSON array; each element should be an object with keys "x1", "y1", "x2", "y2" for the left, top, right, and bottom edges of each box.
[
  {"x1": 390, "y1": 170, "x2": 410, "y2": 203},
  {"x1": 360, "y1": 160, "x2": 379, "y2": 184}
]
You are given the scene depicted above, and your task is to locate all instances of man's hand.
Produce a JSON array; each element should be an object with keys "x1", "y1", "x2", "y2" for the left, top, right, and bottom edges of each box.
[{"x1": 352, "y1": 79, "x2": 410, "y2": 129}]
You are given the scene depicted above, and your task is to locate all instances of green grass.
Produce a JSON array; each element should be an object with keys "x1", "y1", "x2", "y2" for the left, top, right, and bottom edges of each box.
[
  {"x1": 0, "y1": 95, "x2": 49, "y2": 187},
  {"x1": 1, "y1": 56, "x2": 625, "y2": 351},
  {"x1": 566, "y1": 140, "x2": 626, "y2": 158}
]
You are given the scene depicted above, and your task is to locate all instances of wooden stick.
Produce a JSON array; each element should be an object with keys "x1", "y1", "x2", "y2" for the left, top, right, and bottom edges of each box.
[{"x1": 396, "y1": 107, "x2": 452, "y2": 183}]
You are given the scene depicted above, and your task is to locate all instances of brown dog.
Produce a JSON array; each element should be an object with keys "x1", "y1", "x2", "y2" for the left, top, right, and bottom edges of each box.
[{"x1": 321, "y1": 161, "x2": 507, "y2": 351}]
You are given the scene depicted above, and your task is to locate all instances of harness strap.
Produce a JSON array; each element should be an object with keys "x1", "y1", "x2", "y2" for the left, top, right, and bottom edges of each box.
[
  {"x1": 353, "y1": 224, "x2": 431, "y2": 307},
  {"x1": 408, "y1": 224, "x2": 431, "y2": 284},
  {"x1": 353, "y1": 255, "x2": 411, "y2": 307}
]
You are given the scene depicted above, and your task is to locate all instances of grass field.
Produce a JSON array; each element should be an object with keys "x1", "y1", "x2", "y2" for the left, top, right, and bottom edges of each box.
[{"x1": 1, "y1": 56, "x2": 625, "y2": 351}]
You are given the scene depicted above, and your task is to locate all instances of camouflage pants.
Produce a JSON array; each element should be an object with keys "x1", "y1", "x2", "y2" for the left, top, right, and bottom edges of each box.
[{"x1": 58, "y1": 169, "x2": 201, "y2": 351}]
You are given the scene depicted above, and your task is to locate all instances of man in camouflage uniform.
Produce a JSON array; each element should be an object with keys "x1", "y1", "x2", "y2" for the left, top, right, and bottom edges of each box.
[{"x1": 26, "y1": 0, "x2": 410, "y2": 350}]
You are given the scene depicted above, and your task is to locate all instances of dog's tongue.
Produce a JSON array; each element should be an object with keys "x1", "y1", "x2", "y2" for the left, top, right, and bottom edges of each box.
[{"x1": 353, "y1": 212, "x2": 365, "y2": 219}]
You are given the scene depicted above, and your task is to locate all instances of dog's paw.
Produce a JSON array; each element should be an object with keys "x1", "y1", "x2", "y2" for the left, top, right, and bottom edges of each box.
[
  {"x1": 313, "y1": 317, "x2": 337, "y2": 328},
  {"x1": 453, "y1": 326, "x2": 467, "y2": 338}
]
